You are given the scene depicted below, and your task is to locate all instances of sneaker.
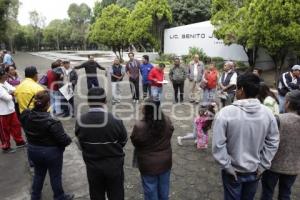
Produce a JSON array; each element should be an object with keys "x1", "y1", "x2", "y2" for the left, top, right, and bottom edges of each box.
[
  {"x1": 194, "y1": 139, "x2": 198, "y2": 144},
  {"x1": 133, "y1": 99, "x2": 136, "y2": 103},
  {"x1": 136, "y1": 100, "x2": 139, "y2": 104},
  {"x1": 64, "y1": 194, "x2": 75, "y2": 200},
  {"x1": 177, "y1": 137, "x2": 183, "y2": 146},
  {"x1": 16, "y1": 142, "x2": 27, "y2": 149},
  {"x1": 2, "y1": 148, "x2": 16, "y2": 153}
]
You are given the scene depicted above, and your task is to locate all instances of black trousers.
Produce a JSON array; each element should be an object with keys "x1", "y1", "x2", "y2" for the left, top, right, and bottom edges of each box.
[
  {"x1": 173, "y1": 82, "x2": 184, "y2": 102},
  {"x1": 61, "y1": 97, "x2": 74, "y2": 116},
  {"x1": 86, "y1": 167, "x2": 124, "y2": 200},
  {"x1": 142, "y1": 83, "x2": 151, "y2": 99},
  {"x1": 129, "y1": 78, "x2": 140, "y2": 100}
]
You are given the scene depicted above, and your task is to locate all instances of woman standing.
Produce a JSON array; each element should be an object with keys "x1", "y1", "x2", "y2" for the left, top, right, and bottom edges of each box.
[
  {"x1": 0, "y1": 68, "x2": 26, "y2": 153},
  {"x1": 131, "y1": 98, "x2": 174, "y2": 200},
  {"x1": 20, "y1": 90, "x2": 74, "y2": 200},
  {"x1": 257, "y1": 83, "x2": 279, "y2": 115},
  {"x1": 202, "y1": 63, "x2": 219, "y2": 103},
  {"x1": 6, "y1": 65, "x2": 21, "y2": 116},
  {"x1": 261, "y1": 90, "x2": 300, "y2": 200}
]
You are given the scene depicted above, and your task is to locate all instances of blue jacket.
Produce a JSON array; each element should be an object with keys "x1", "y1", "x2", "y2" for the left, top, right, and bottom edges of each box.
[{"x1": 140, "y1": 63, "x2": 153, "y2": 84}]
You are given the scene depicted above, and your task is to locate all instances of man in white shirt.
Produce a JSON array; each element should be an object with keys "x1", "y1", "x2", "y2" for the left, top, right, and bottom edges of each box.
[
  {"x1": 188, "y1": 54, "x2": 205, "y2": 103},
  {"x1": 0, "y1": 68, "x2": 25, "y2": 153}
]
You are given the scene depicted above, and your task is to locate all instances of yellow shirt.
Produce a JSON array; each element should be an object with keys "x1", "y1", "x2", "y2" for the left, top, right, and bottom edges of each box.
[{"x1": 15, "y1": 78, "x2": 44, "y2": 113}]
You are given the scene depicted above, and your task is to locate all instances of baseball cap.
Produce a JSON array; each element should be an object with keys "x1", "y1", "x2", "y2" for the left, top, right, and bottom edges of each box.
[{"x1": 292, "y1": 65, "x2": 300, "y2": 71}]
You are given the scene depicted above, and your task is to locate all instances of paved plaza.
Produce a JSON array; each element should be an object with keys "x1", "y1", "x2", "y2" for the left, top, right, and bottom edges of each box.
[{"x1": 0, "y1": 52, "x2": 299, "y2": 200}]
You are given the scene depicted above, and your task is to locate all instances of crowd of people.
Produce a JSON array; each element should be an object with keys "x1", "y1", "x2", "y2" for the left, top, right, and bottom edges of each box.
[{"x1": 0, "y1": 50, "x2": 300, "y2": 200}]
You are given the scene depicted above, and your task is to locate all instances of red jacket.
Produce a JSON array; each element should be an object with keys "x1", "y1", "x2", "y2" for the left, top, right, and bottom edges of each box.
[
  {"x1": 47, "y1": 70, "x2": 59, "y2": 91},
  {"x1": 204, "y1": 69, "x2": 218, "y2": 89},
  {"x1": 148, "y1": 67, "x2": 164, "y2": 87}
]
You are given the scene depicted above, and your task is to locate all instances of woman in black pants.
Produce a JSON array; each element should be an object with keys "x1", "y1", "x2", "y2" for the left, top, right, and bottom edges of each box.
[{"x1": 20, "y1": 90, "x2": 74, "y2": 200}]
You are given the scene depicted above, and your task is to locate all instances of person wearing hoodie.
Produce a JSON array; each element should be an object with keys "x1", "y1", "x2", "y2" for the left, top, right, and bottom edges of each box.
[
  {"x1": 20, "y1": 90, "x2": 73, "y2": 200},
  {"x1": 140, "y1": 55, "x2": 153, "y2": 99},
  {"x1": 212, "y1": 73, "x2": 280, "y2": 200},
  {"x1": 260, "y1": 90, "x2": 300, "y2": 200}
]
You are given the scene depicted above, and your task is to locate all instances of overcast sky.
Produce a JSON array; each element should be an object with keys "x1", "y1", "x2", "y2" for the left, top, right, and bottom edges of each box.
[{"x1": 18, "y1": 0, "x2": 98, "y2": 26}]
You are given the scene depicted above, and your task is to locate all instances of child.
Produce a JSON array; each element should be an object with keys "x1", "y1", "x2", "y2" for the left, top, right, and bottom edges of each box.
[{"x1": 177, "y1": 103, "x2": 216, "y2": 149}]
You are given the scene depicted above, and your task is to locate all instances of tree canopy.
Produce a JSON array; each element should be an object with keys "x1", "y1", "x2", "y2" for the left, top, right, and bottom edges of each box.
[{"x1": 89, "y1": 4, "x2": 130, "y2": 59}]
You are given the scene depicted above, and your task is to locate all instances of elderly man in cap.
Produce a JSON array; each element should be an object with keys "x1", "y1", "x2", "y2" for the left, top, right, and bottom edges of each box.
[
  {"x1": 219, "y1": 61, "x2": 237, "y2": 107},
  {"x1": 277, "y1": 64, "x2": 300, "y2": 113}
]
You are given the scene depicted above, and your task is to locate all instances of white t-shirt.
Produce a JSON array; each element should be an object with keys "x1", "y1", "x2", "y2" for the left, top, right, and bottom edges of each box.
[
  {"x1": 193, "y1": 63, "x2": 198, "y2": 79},
  {"x1": 0, "y1": 81, "x2": 15, "y2": 115}
]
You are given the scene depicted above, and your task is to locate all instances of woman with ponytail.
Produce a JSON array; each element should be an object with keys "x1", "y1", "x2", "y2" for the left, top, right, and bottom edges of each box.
[
  {"x1": 261, "y1": 90, "x2": 300, "y2": 200},
  {"x1": 20, "y1": 90, "x2": 74, "y2": 200},
  {"x1": 131, "y1": 98, "x2": 174, "y2": 200}
]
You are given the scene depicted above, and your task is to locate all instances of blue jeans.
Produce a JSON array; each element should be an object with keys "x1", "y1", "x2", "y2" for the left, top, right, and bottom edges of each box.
[
  {"x1": 222, "y1": 170, "x2": 259, "y2": 200},
  {"x1": 141, "y1": 170, "x2": 171, "y2": 200},
  {"x1": 278, "y1": 95, "x2": 286, "y2": 113},
  {"x1": 261, "y1": 170, "x2": 297, "y2": 200},
  {"x1": 50, "y1": 91, "x2": 62, "y2": 115},
  {"x1": 28, "y1": 145, "x2": 66, "y2": 200},
  {"x1": 203, "y1": 88, "x2": 216, "y2": 103},
  {"x1": 87, "y1": 76, "x2": 99, "y2": 89},
  {"x1": 151, "y1": 86, "x2": 163, "y2": 102}
]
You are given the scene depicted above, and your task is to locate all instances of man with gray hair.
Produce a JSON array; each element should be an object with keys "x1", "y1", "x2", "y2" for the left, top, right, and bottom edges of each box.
[
  {"x1": 188, "y1": 54, "x2": 205, "y2": 103},
  {"x1": 219, "y1": 61, "x2": 237, "y2": 107}
]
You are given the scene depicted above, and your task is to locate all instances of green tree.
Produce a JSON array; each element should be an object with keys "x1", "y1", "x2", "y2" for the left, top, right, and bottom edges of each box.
[
  {"x1": 211, "y1": 0, "x2": 259, "y2": 68},
  {"x1": 116, "y1": 0, "x2": 138, "y2": 10},
  {"x1": 169, "y1": 0, "x2": 211, "y2": 26},
  {"x1": 129, "y1": 0, "x2": 172, "y2": 53},
  {"x1": 68, "y1": 3, "x2": 91, "y2": 49},
  {"x1": 100, "y1": 0, "x2": 117, "y2": 8},
  {"x1": 43, "y1": 19, "x2": 72, "y2": 50},
  {"x1": 90, "y1": 1, "x2": 102, "y2": 24},
  {"x1": 5, "y1": 0, "x2": 20, "y2": 51},
  {"x1": 29, "y1": 10, "x2": 46, "y2": 51},
  {"x1": 90, "y1": 4, "x2": 130, "y2": 59},
  {"x1": 245, "y1": 0, "x2": 300, "y2": 78}
]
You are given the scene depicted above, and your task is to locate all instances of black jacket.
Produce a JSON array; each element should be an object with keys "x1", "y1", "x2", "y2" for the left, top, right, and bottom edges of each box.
[
  {"x1": 278, "y1": 72, "x2": 300, "y2": 96},
  {"x1": 75, "y1": 60, "x2": 105, "y2": 75},
  {"x1": 20, "y1": 109, "x2": 72, "y2": 147},
  {"x1": 75, "y1": 109, "x2": 127, "y2": 171}
]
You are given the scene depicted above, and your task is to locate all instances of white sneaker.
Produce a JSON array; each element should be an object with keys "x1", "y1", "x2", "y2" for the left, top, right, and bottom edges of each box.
[
  {"x1": 194, "y1": 139, "x2": 198, "y2": 144},
  {"x1": 136, "y1": 100, "x2": 139, "y2": 104},
  {"x1": 177, "y1": 137, "x2": 183, "y2": 146},
  {"x1": 133, "y1": 99, "x2": 136, "y2": 103}
]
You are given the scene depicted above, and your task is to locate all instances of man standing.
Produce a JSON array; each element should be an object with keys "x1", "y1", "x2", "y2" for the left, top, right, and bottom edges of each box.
[
  {"x1": 56, "y1": 60, "x2": 78, "y2": 117},
  {"x1": 2, "y1": 50, "x2": 14, "y2": 67},
  {"x1": 212, "y1": 73, "x2": 280, "y2": 200},
  {"x1": 188, "y1": 54, "x2": 204, "y2": 103},
  {"x1": 15, "y1": 66, "x2": 44, "y2": 113},
  {"x1": 75, "y1": 87, "x2": 127, "y2": 200},
  {"x1": 140, "y1": 55, "x2": 153, "y2": 99},
  {"x1": 75, "y1": 55, "x2": 106, "y2": 89},
  {"x1": 277, "y1": 65, "x2": 300, "y2": 113},
  {"x1": 148, "y1": 63, "x2": 166, "y2": 104},
  {"x1": 110, "y1": 58, "x2": 125, "y2": 104},
  {"x1": 169, "y1": 58, "x2": 186, "y2": 103},
  {"x1": 126, "y1": 52, "x2": 141, "y2": 103},
  {"x1": 219, "y1": 61, "x2": 237, "y2": 107}
]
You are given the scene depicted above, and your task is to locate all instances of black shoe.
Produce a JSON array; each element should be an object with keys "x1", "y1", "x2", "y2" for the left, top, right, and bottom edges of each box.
[
  {"x1": 64, "y1": 194, "x2": 75, "y2": 200},
  {"x1": 2, "y1": 148, "x2": 16, "y2": 153}
]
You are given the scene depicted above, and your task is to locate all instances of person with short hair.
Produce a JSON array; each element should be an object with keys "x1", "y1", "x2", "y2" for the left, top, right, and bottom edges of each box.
[
  {"x1": 20, "y1": 90, "x2": 73, "y2": 200},
  {"x1": 169, "y1": 58, "x2": 187, "y2": 103},
  {"x1": 76, "y1": 87, "x2": 127, "y2": 200},
  {"x1": 212, "y1": 73, "x2": 280, "y2": 200},
  {"x1": 15, "y1": 66, "x2": 44, "y2": 113},
  {"x1": 0, "y1": 68, "x2": 26, "y2": 153},
  {"x1": 188, "y1": 54, "x2": 205, "y2": 103},
  {"x1": 75, "y1": 55, "x2": 106, "y2": 89},
  {"x1": 202, "y1": 63, "x2": 219, "y2": 103},
  {"x1": 2, "y1": 50, "x2": 14, "y2": 67},
  {"x1": 277, "y1": 65, "x2": 300, "y2": 113},
  {"x1": 110, "y1": 58, "x2": 125, "y2": 104},
  {"x1": 219, "y1": 61, "x2": 237, "y2": 107},
  {"x1": 5, "y1": 65, "x2": 21, "y2": 116},
  {"x1": 131, "y1": 98, "x2": 174, "y2": 200},
  {"x1": 148, "y1": 63, "x2": 166, "y2": 103},
  {"x1": 260, "y1": 90, "x2": 300, "y2": 200},
  {"x1": 253, "y1": 67, "x2": 264, "y2": 83},
  {"x1": 126, "y1": 52, "x2": 141, "y2": 103},
  {"x1": 140, "y1": 55, "x2": 154, "y2": 99}
]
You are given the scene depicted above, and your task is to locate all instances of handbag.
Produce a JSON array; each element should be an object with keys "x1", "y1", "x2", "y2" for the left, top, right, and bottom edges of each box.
[{"x1": 39, "y1": 74, "x2": 48, "y2": 86}]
